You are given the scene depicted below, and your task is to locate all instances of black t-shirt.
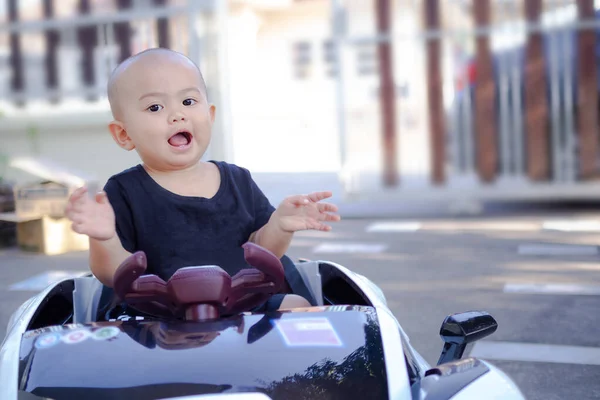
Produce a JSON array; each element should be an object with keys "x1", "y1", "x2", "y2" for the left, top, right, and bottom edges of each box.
[{"x1": 103, "y1": 161, "x2": 276, "y2": 281}]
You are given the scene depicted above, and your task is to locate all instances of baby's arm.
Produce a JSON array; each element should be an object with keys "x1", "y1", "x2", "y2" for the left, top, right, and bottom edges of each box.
[
  {"x1": 65, "y1": 187, "x2": 131, "y2": 287},
  {"x1": 89, "y1": 236, "x2": 131, "y2": 287},
  {"x1": 250, "y1": 219, "x2": 293, "y2": 259}
]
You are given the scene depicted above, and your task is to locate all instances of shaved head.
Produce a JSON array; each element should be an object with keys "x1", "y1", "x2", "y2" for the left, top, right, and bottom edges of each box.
[{"x1": 107, "y1": 48, "x2": 208, "y2": 120}]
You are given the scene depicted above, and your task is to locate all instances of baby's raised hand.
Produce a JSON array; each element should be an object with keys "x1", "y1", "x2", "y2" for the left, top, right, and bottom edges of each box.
[
  {"x1": 65, "y1": 187, "x2": 116, "y2": 241},
  {"x1": 274, "y1": 191, "x2": 341, "y2": 233}
]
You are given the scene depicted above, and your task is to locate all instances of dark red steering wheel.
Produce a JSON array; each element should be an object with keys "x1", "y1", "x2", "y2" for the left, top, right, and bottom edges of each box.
[{"x1": 111, "y1": 242, "x2": 285, "y2": 321}]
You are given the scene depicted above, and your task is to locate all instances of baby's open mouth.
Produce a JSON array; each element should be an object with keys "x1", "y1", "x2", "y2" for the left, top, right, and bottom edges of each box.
[{"x1": 168, "y1": 131, "x2": 193, "y2": 147}]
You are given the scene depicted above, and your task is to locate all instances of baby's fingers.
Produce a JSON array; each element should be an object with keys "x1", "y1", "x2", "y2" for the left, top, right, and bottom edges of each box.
[
  {"x1": 287, "y1": 195, "x2": 310, "y2": 207},
  {"x1": 68, "y1": 188, "x2": 89, "y2": 210},
  {"x1": 65, "y1": 202, "x2": 79, "y2": 219},
  {"x1": 94, "y1": 191, "x2": 109, "y2": 205},
  {"x1": 317, "y1": 202, "x2": 339, "y2": 213},
  {"x1": 287, "y1": 192, "x2": 334, "y2": 207},
  {"x1": 65, "y1": 198, "x2": 92, "y2": 223},
  {"x1": 312, "y1": 222, "x2": 333, "y2": 232},
  {"x1": 321, "y1": 213, "x2": 341, "y2": 222},
  {"x1": 69, "y1": 186, "x2": 88, "y2": 202},
  {"x1": 306, "y1": 191, "x2": 333, "y2": 203}
]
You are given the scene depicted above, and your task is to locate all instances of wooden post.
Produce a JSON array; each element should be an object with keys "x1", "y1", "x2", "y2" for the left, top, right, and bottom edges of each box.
[
  {"x1": 524, "y1": 0, "x2": 550, "y2": 180},
  {"x1": 78, "y1": 0, "x2": 98, "y2": 96},
  {"x1": 473, "y1": 0, "x2": 498, "y2": 183},
  {"x1": 115, "y1": 0, "x2": 133, "y2": 62},
  {"x1": 424, "y1": 0, "x2": 445, "y2": 184},
  {"x1": 8, "y1": 0, "x2": 24, "y2": 98},
  {"x1": 154, "y1": 0, "x2": 171, "y2": 49},
  {"x1": 576, "y1": 0, "x2": 599, "y2": 179},
  {"x1": 375, "y1": 0, "x2": 399, "y2": 186},
  {"x1": 43, "y1": 0, "x2": 59, "y2": 98}
]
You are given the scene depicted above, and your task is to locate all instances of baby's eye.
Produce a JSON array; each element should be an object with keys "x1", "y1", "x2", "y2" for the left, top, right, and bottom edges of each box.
[
  {"x1": 183, "y1": 98, "x2": 197, "y2": 106},
  {"x1": 147, "y1": 104, "x2": 163, "y2": 112}
]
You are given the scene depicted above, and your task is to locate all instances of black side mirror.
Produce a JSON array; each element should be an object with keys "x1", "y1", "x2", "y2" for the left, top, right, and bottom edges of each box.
[{"x1": 436, "y1": 311, "x2": 498, "y2": 365}]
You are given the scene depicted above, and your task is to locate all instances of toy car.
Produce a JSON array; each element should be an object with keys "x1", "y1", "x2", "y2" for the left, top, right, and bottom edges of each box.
[{"x1": 0, "y1": 242, "x2": 525, "y2": 399}]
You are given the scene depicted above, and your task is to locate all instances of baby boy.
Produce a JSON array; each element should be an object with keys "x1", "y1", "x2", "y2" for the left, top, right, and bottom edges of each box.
[{"x1": 65, "y1": 48, "x2": 340, "y2": 312}]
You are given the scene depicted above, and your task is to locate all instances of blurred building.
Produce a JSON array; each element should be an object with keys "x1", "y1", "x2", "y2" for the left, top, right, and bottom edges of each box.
[
  {"x1": 334, "y1": 0, "x2": 600, "y2": 203},
  {"x1": 1, "y1": 0, "x2": 600, "y2": 206},
  {"x1": 0, "y1": 0, "x2": 459, "y2": 182},
  {"x1": 0, "y1": 0, "x2": 351, "y2": 185}
]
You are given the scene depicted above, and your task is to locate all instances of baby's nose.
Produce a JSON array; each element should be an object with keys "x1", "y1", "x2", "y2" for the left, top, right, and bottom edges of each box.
[{"x1": 170, "y1": 112, "x2": 186, "y2": 123}]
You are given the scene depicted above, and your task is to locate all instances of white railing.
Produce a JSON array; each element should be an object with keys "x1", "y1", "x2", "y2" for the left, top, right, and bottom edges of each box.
[{"x1": 0, "y1": 0, "x2": 217, "y2": 106}]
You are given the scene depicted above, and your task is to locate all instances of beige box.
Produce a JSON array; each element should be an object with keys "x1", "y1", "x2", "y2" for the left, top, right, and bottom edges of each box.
[
  {"x1": 16, "y1": 216, "x2": 89, "y2": 255},
  {"x1": 13, "y1": 181, "x2": 72, "y2": 220}
]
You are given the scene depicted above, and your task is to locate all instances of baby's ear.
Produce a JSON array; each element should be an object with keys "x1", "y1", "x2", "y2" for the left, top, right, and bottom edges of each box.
[
  {"x1": 108, "y1": 121, "x2": 135, "y2": 151},
  {"x1": 209, "y1": 104, "x2": 216, "y2": 124}
]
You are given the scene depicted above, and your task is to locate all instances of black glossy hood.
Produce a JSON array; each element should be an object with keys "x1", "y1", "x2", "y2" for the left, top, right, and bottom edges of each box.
[{"x1": 18, "y1": 306, "x2": 388, "y2": 400}]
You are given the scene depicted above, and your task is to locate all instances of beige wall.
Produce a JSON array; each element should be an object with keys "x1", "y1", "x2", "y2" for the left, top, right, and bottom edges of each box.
[
  {"x1": 226, "y1": 0, "x2": 451, "y2": 180},
  {"x1": 227, "y1": 1, "x2": 340, "y2": 173}
]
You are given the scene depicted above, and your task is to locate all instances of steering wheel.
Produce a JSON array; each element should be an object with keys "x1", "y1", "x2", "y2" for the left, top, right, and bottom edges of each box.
[{"x1": 112, "y1": 242, "x2": 285, "y2": 321}]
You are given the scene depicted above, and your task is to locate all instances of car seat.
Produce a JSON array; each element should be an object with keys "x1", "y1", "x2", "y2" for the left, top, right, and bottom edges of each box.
[{"x1": 293, "y1": 260, "x2": 324, "y2": 306}]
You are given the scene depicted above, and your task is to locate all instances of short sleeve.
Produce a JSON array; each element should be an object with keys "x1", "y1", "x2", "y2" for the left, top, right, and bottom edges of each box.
[
  {"x1": 103, "y1": 178, "x2": 137, "y2": 253},
  {"x1": 245, "y1": 170, "x2": 276, "y2": 233}
]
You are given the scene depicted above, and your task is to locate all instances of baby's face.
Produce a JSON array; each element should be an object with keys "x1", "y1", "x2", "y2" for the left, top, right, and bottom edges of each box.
[{"x1": 113, "y1": 54, "x2": 215, "y2": 171}]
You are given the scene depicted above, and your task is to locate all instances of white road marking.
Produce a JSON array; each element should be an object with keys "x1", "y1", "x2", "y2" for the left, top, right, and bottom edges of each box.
[
  {"x1": 542, "y1": 220, "x2": 600, "y2": 232},
  {"x1": 366, "y1": 222, "x2": 422, "y2": 232},
  {"x1": 10, "y1": 271, "x2": 87, "y2": 291},
  {"x1": 312, "y1": 243, "x2": 387, "y2": 254},
  {"x1": 503, "y1": 283, "x2": 600, "y2": 296},
  {"x1": 470, "y1": 341, "x2": 600, "y2": 366},
  {"x1": 517, "y1": 243, "x2": 599, "y2": 256},
  {"x1": 366, "y1": 220, "x2": 539, "y2": 232}
]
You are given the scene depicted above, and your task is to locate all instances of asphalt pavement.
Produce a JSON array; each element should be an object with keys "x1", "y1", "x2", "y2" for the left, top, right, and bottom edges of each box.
[{"x1": 2, "y1": 207, "x2": 600, "y2": 399}]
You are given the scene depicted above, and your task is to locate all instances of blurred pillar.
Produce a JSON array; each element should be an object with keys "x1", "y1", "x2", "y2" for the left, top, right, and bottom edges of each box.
[
  {"x1": 524, "y1": 0, "x2": 549, "y2": 181},
  {"x1": 43, "y1": 0, "x2": 59, "y2": 100},
  {"x1": 473, "y1": 0, "x2": 497, "y2": 183},
  {"x1": 77, "y1": 0, "x2": 97, "y2": 96},
  {"x1": 576, "y1": 0, "x2": 599, "y2": 179},
  {"x1": 375, "y1": 0, "x2": 399, "y2": 186},
  {"x1": 424, "y1": 0, "x2": 445, "y2": 184},
  {"x1": 115, "y1": 0, "x2": 133, "y2": 62},
  {"x1": 154, "y1": 0, "x2": 171, "y2": 49},
  {"x1": 8, "y1": 0, "x2": 24, "y2": 98}
]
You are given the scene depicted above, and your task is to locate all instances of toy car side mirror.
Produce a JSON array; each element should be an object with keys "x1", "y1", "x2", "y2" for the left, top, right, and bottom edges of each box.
[{"x1": 436, "y1": 311, "x2": 498, "y2": 365}]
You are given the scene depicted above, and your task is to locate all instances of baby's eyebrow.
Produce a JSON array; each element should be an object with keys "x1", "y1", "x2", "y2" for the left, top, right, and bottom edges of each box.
[
  {"x1": 138, "y1": 91, "x2": 165, "y2": 101},
  {"x1": 138, "y1": 87, "x2": 201, "y2": 101},
  {"x1": 180, "y1": 87, "x2": 202, "y2": 95}
]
